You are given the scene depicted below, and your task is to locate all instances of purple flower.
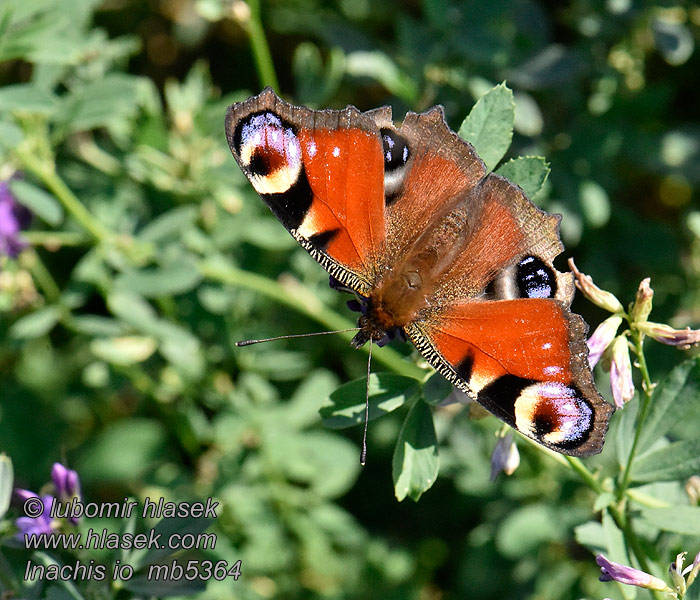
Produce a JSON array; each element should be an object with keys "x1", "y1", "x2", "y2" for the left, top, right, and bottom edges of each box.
[
  {"x1": 51, "y1": 463, "x2": 81, "y2": 525},
  {"x1": 596, "y1": 555, "x2": 670, "y2": 592},
  {"x1": 51, "y1": 463, "x2": 80, "y2": 502},
  {"x1": 490, "y1": 433, "x2": 520, "y2": 481},
  {"x1": 587, "y1": 315, "x2": 623, "y2": 368},
  {"x1": 637, "y1": 321, "x2": 700, "y2": 349},
  {"x1": 14, "y1": 491, "x2": 56, "y2": 541},
  {"x1": 0, "y1": 179, "x2": 31, "y2": 258}
]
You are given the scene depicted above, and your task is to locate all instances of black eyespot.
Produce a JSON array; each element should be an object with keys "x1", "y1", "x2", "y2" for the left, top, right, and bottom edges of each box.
[
  {"x1": 380, "y1": 128, "x2": 410, "y2": 172},
  {"x1": 516, "y1": 256, "x2": 556, "y2": 299},
  {"x1": 248, "y1": 150, "x2": 272, "y2": 176}
]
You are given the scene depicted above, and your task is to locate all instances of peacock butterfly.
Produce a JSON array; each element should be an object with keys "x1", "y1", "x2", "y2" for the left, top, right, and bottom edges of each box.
[{"x1": 225, "y1": 88, "x2": 613, "y2": 457}]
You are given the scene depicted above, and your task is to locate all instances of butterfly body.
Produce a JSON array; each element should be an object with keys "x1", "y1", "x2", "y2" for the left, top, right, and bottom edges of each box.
[{"x1": 226, "y1": 88, "x2": 613, "y2": 456}]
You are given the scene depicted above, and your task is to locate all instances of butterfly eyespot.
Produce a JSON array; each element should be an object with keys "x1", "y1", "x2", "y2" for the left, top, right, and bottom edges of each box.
[
  {"x1": 515, "y1": 382, "x2": 593, "y2": 449},
  {"x1": 516, "y1": 255, "x2": 556, "y2": 299},
  {"x1": 380, "y1": 128, "x2": 411, "y2": 204},
  {"x1": 235, "y1": 111, "x2": 302, "y2": 195}
]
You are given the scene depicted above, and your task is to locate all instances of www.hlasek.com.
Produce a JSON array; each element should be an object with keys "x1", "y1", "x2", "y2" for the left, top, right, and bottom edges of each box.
[{"x1": 22, "y1": 497, "x2": 242, "y2": 584}]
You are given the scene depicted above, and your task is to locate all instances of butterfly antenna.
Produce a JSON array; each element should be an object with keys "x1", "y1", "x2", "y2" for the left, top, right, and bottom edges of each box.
[
  {"x1": 236, "y1": 328, "x2": 359, "y2": 346},
  {"x1": 360, "y1": 339, "x2": 372, "y2": 466}
]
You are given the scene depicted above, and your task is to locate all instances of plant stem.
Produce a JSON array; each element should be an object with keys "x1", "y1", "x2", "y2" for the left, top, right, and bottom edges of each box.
[
  {"x1": 24, "y1": 231, "x2": 89, "y2": 248},
  {"x1": 618, "y1": 331, "x2": 655, "y2": 498},
  {"x1": 564, "y1": 456, "x2": 606, "y2": 494},
  {"x1": 15, "y1": 149, "x2": 112, "y2": 243},
  {"x1": 245, "y1": 0, "x2": 280, "y2": 90},
  {"x1": 199, "y1": 259, "x2": 425, "y2": 379},
  {"x1": 24, "y1": 251, "x2": 62, "y2": 304}
]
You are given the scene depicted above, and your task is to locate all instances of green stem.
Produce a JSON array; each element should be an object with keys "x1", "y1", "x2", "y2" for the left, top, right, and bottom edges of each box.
[
  {"x1": 618, "y1": 331, "x2": 655, "y2": 499},
  {"x1": 24, "y1": 250, "x2": 61, "y2": 303},
  {"x1": 15, "y1": 148, "x2": 112, "y2": 243},
  {"x1": 199, "y1": 259, "x2": 424, "y2": 379},
  {"x1": 246, "y1": 0, "x2": 280, "y2": 90},
  {"x1": 564, "y1": 456, "x2": 606, "y2": 494},
  {"x1": 24, "y1": 231, "x2": 89, "y2": 248},
  {"x1": 608, "y1": 504, "x2": 652, "y2": 573}
]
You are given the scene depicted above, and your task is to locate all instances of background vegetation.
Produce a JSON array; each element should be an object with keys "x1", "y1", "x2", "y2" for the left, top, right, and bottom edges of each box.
[{"x1": 1, "y1": 0, "x2": 699, "y2": 599}]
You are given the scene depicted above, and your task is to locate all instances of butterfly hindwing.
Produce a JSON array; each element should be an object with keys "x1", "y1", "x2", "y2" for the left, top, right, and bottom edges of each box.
[{"x1": 406, "y1": 298, "x2": 612, "y2": 455}]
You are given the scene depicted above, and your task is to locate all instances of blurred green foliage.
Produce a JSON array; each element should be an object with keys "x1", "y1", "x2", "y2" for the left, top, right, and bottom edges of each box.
[{"x1": 0, "y1": 0, "x2": 699, "y2": 599}]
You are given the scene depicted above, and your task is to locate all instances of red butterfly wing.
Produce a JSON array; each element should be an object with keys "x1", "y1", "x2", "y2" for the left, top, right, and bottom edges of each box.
[
  {"x1": 225, "y1": 88, "x2": 387, "y2": 295},
  {"x1": 406, "y1": 299, "x2": 612, "y2": 455}
]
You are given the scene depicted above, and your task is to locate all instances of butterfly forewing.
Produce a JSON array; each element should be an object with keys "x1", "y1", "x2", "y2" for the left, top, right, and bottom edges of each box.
[{"x1": 225, "y1": 88, "x2": 387, "y2": 295}]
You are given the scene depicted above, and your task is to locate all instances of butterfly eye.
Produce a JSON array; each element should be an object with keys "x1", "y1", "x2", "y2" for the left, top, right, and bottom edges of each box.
[
  {"x1": 516, "y1": 256, "x2": 557, "y2": 299},
  {"x1": 380, "y1": 128, "x2": 411, "y2": 203}
]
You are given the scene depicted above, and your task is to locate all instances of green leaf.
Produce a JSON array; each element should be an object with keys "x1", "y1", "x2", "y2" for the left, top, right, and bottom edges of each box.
[
  {"x1": 638, "y1": 357, "x2": 700, "y2": 448},
  {"x1": 392, "y1": 400, "x2": 439, "y2": 501},
  {"x1": 345, "y1": 51, "x2": 418, "y2": 103},
  {"x1": 90, "y1": 336, "x2": 157, "y2": 366},
  {"x1": 78, "y1": 419, "x2": 167, "y2": 483},
  {"x1": 496, "y1": 504, "x2": 567, "y2": 558},
  {"x1": 154, "y1": 322, "x2": 205, "y2": 379},
  {"x1": 602, "y1": 509, "x2": 632, "y2": 575},
  {"x1": 0, "y1": 83, "x2": 58, "y2": 114},
  {"x1": 458, "y1": 82, "x2": 514, "y2": 170},
  {"x1": 114, "y1": 260, "x2": 202, "y2": 298},
  {"x1": 0, "y1": 119, "x2": 23, "y2": 150},
  {"x1": 9, "y1": 306, "x2": 61, "y2": 339},
  {"x1": 422, "y1": 371, "x2": 453, "y2": 406},
  {"x1": 0, "y1": 454, "x2": 13, "y2": 519},
  {"x1": 632, "y1": 438, "x2": 700, "y2": 483},
  {"x1": 293, "y1": 42, "x2": 345, "y2": 106},
  {"x1": 107, "y1": 291, "x2": 157, "y2": 329},
  {"x1": 265, "y1": 431, "x2": 360, "y2": 499},
  {"x1": 637, "y1": 505, "x2": 700, "y2": 535},
  {"x1": 71, "y1": 315, "x2": 127, "y2": 337},
  {"x1": 320, "y1": 373, "x2": 419, "y2": 429},
  {"x1": 573, "y1": 521, "x2": 606, "y2": 556},
  {"x1": 9, "y1": 179, "x2": 64, "y2": 226},
  {"x1": 495, "y1": 156, "x2": 550, "y2": 199},
  {"x1": 58, "y1": 73, "x2": 149, "y2": 135},
  {"x1": 137, "y1": 206, "x2": 199, "y2": 243}
]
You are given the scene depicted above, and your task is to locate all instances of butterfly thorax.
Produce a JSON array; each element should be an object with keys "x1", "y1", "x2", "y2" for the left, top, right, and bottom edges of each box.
[
  {"x1": 350, "y1": 269, "x2": 431, "y2": 349},
  {"x1": 350, "y1": 206, "x2": 474, "y2": 349}
]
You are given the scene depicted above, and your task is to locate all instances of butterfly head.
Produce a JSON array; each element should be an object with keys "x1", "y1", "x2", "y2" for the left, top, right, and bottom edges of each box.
[{"x1": 348, "y1": 299, "x2": 406, "y2": 349}]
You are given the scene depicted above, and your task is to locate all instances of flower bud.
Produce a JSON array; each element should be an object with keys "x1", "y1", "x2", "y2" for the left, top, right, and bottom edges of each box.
[
  {"x1": 670, "y1": 552, "x2": 687, "y2": 596},
  {"x1": 568, "y1": 259, "x2": 624, "y2": 314},
  {"x1": 596, "y1": 555, "x2": 671, "y2": 592},
  {"x1": 587, "y1": 315, "x2": 623, "y2": 368},
  {"x1": 629, "y1": 278, "x2": 653, "y2": 324},
  {"x1": 636, "y1": 322, "x2": 700, "y2": 349},
  {"x1": 610, "y1": 336, "x2": 635, "y2": 408},
  {"x1": 490, "y1": 433, "x2": 520, "y2": 481}
]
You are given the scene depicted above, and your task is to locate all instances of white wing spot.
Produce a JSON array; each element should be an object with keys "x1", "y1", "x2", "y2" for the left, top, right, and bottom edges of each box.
[{"x1": 332, "y1": 146, "x2": 341, "y2": 157}]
